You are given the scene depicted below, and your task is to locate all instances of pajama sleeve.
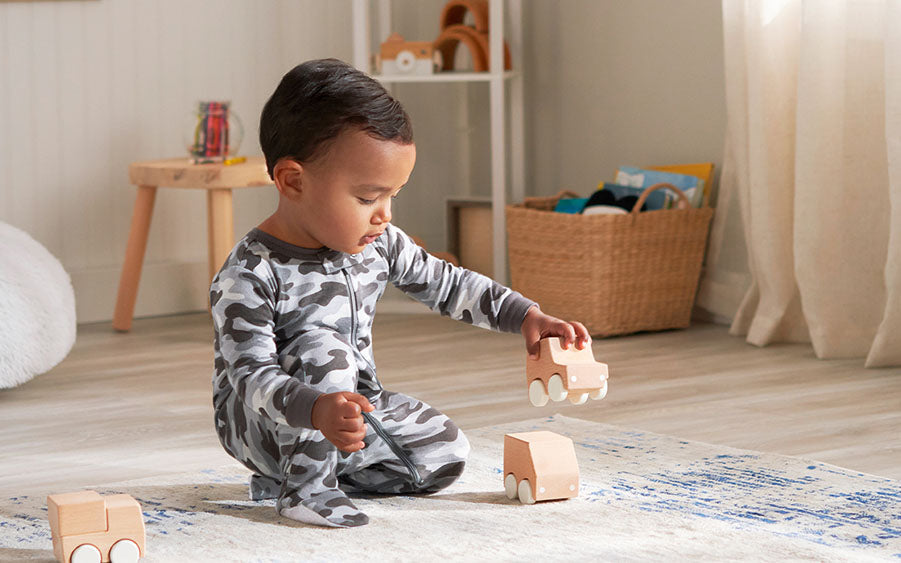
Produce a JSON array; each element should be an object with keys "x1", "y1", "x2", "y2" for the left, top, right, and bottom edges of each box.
[
  {"x1": 210, "y1": 261, "x2": 322, "y2": 430},
  {"x1": 379, "y1": 223, "x2": 536, "y2": 333}
]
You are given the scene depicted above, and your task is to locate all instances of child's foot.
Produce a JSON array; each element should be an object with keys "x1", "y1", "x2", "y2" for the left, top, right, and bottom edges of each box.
[
  {"x1": 278, "y1": 488, "x2": 369, "y2": 528},
  {"x1": 249, "y1": 473, "x2": 282, "y2": 500}
]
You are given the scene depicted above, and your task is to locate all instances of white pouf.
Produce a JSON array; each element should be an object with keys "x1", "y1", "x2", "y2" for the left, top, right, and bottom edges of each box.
[{"x1": 0, "y1": 222, "x2": 76, "y2": 389}]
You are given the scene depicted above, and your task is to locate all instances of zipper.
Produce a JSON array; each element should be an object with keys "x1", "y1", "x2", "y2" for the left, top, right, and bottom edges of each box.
[
  {"x1": 363, "y1": 411, "x2": 423, "y2": 487},
  {"x1": 342, "y1": 269, "x2": 423, "y2": 487}
]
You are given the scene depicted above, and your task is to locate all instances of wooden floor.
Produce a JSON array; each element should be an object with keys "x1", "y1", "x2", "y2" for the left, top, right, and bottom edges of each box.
[{"x1": 2, "y1": 312, "x2": 899, "y2": 497}]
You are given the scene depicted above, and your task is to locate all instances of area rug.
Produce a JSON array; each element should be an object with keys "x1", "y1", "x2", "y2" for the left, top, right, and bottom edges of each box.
[{"x1": 2, "y1": 415, "x2": 899, "y2": 562}]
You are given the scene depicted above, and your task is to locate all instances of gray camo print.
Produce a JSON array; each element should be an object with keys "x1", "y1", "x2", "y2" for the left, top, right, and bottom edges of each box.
[{"x1": 210, "y1": 223, "x2": 535, "y2": 527}]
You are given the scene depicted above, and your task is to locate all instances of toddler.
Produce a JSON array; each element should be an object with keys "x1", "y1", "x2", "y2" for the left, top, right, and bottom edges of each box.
[{"x1": 210, "y1": 58, "x2": 590, "y2": 528}]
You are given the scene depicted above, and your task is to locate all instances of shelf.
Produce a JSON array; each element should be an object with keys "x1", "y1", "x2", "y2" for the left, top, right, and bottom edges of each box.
[
  {"x1": 353, "y1": 0, "x2": 523, "y2": 284},
  {"x1": 374, "y1": 70, "x2": 520, "y2": 84}
]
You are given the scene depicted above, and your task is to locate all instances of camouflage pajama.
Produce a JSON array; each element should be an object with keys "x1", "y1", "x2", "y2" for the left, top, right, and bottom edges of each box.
[{"x1": 210, "y1": 224, "x2": 535, "y2": 527}]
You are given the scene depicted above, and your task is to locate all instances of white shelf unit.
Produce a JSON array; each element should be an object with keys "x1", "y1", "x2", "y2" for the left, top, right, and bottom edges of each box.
[{"x1": 351, "y1": 0, "x2": 524, "y2": 284}]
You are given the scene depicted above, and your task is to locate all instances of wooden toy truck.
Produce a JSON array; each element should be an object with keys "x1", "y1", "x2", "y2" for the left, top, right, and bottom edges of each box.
[
  {"x1": 504, "y1": 431, "x2": 579, "y2": 504},
  {"x1": 527, "y1": 337, "x2": 609, "y2": 407},
  {"x1": 47, "y1": 491, "x2": 145, "y2": 563}
]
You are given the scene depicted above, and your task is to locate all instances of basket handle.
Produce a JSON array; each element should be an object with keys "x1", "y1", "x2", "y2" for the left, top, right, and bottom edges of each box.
[
  {"x1": 631, "y1": 182, "x2": 693, "y2": 214},
  {"x1": 555, "y1": 189, "x2": 582, "y2": 200}
]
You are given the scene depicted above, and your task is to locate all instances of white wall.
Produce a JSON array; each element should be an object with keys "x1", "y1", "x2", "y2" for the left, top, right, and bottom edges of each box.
[
  {"x1": 0, "y1": 0, "x2": 352, "y2": 322},
  {"x1": 0, "y1": 0, "x2": 732, "y2": 324}
]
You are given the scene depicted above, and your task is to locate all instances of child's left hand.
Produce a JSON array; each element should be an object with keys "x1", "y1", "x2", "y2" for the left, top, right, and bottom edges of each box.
[{"x1": 520, "y1": 305, "x2": 591, "y2": 360}]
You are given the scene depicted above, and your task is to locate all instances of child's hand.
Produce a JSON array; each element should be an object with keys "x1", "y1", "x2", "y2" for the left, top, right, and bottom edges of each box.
[
  {"x1": 520, "y1": 305, "x2": 591, "y2": 360},
  {"x1": 311, "y1": 392, "x2": 375, "y2": 453}
]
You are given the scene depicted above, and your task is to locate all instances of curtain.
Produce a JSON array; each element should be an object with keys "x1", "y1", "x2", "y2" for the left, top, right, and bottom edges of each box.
[{"x1": 714, "y1": 0, "x2": 901, "y2": 367}]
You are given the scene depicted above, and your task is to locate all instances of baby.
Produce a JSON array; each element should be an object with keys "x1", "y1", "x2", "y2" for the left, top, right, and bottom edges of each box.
[{"x1": 210, "y1": 58, "x2": 590, "y2": 527}]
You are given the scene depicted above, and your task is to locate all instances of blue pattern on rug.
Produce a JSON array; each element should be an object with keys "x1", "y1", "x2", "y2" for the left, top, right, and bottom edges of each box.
[{"x1": 2, "y1": 415, "x2": 899, "y2": 560}]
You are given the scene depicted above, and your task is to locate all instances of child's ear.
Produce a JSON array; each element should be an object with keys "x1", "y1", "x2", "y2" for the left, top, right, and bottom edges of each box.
[{"x1": 272, "y1": 159, "x2": 304, "y2": 200}]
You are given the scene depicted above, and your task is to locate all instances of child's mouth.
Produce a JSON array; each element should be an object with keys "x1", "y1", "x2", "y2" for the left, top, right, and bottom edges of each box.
[{"x1": 360, "y1": 232, "x2": 383, "y2": 244}]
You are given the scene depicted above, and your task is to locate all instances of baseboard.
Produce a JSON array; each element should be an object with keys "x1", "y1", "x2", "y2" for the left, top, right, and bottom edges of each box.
[
  {"x1": 72, "y1": 263, "x2": 431, "y2": 325},
  {"x1": 71, "y1": 261, "x2": 209, "y2": 324},
  {"x1": 694, "y1": 269, "x2": 750, "y2": 324}
]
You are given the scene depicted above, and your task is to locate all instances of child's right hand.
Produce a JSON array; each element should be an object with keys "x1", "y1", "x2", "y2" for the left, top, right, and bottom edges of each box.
[{"x1": 311, "y1": 392, "x2": 375, "y2": 452}]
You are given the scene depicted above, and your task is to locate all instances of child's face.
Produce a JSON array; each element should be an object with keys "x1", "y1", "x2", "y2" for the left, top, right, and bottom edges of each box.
[{"x1": 282, "y1": 128, "x2": 416, "y2": 254}]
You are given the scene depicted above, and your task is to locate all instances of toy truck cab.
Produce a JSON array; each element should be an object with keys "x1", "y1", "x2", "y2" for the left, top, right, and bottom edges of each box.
[
  {"x1": 504, "y1": 431, "x2": 579, "y2": 504},
  {"x1": 526, "y1": 337, "x2": 609, "y2": 407},
  {"x1": 47, "y1": 491, "x2": 145, "y2": 563}
]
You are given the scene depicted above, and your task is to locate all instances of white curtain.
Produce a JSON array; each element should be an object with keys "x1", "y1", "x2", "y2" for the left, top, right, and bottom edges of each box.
[{"x1": 711, "y1": 0, "x2": 901, "y2": 367}]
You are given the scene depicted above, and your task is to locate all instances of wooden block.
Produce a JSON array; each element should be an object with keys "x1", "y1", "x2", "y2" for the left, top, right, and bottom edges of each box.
[{"x1": 504, "y1": 431, "x2": 579, "y2": 503}]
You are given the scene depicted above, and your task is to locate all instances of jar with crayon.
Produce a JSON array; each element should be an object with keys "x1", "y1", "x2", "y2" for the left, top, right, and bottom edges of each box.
[{"x1": 185, "y1": 101, "x2": 244, "y2": 164}]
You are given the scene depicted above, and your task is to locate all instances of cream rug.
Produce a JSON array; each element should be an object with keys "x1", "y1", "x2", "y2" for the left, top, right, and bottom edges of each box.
[{"x1": 2, "y1": 415, "x2": 899, "y2": 562}]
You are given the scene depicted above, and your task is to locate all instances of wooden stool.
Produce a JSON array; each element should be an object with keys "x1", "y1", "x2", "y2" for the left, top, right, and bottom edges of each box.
[{"x1": 112, "y1": 157, "x2": 273, "y2": 331}]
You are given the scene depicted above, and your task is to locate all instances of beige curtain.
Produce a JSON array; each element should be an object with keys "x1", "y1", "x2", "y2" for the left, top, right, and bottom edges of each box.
[{"x1": 713, "y1": 0, "x2": 901, "y2": 367}]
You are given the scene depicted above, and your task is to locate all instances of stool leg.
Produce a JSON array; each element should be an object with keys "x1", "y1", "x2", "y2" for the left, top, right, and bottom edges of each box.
[
  {"x1": 207, "y1": 188, "x2": 235, "y2": 283},
  {"x1": 113, "y1": 185, "x2": 157, "y2": 331}
]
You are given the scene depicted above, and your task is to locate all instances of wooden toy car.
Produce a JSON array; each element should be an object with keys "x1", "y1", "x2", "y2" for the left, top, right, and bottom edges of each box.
[
  {"x1": 504, "y1": 431, "x2": 579, "y2": 504},
  {"x1": 377, "y1": 33, "x2": 443, "y2": 75},
  {"x1": 527, "y1": 336, "x2": 608, "y2": 407},
  {"x1": 47, "y1": 490, "x2": 145, "y2": 563}
]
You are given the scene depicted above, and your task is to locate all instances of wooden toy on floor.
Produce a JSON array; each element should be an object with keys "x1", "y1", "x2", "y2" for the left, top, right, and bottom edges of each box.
[
  {"x1": 47, "y1": 490, "x2": 145, "y2": 563},
  {"x1": 504, "y1": 431, "x2": 579, "y2": 504},
  {"x1": 527, "y1": 336, "x2": 608, "y2": 407}
]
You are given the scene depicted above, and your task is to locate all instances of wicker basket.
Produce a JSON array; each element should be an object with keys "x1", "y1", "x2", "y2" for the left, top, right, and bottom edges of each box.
[{"x1": 506, "y1": 183, "x2": 714, "y2": 337}]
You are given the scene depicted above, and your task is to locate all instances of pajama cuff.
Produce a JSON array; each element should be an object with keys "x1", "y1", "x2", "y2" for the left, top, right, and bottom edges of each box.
[
  {"x1": 498, "y1": 292, "x2": 538, "y2": 334},
  {"x1": 285, "y1": 381, "x2": 323, "y2": 430}
]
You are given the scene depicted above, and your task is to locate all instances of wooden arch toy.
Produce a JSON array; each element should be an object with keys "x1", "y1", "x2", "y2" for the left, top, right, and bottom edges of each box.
[
  {"x1": 440, "y1": 0, "x2": 489, "y2": 33},
  {"x1": 433, "y1": 24, "x2": 512, "y2": 72}
]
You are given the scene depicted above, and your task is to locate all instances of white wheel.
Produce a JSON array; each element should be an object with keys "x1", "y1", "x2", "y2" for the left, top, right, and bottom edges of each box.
[
  {"x1": 528, "y1": 379, "x2": 548, "y2": 407},
  {"x1": 110, "y1": 539, "x2": 141, "y2": 563},
  {"x1": 569, "y1": 392, "x2": 589, "y2": 405},
  {"x1": 504, "y1": 473, "x2": 518, "y2": 499},
  {"x1": 547, "y1": 374, "x2": 568, "y2": 402},
  {"x1": 70, "y1": 544, "x2": 102, "y2": 563},
  {"x1": 518, "y1": 479, "x2": 536, "y2": 505},
  {"x1": 590, "y1": 381, "x2": 608, "y2": 400}
]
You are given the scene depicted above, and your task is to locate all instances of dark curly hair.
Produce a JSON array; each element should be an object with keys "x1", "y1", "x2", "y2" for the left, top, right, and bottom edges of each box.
[{"x1": 259, "y1": 59, "x2": 414, "y2": 177}]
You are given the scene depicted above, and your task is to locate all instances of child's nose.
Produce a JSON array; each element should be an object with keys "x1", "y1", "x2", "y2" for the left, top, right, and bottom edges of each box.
[{"x1": 373, "y1": 200, "x2": 391, "y2": 224}]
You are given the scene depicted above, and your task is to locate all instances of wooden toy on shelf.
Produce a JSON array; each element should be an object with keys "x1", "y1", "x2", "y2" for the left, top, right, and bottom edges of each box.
[
  {"x1": 47, "y1": 490, "x2": 145, "y2": 563},
  {"x1": 433, "y1": 0, "x2": 512, "y2": 72},
  {"x1": 377, "y1": 33, "x2": 442, "y2": 76},
  {"x1": 527, "y1": 336, "x2": 608, "y2": 407},
  {"x1": 504, "y1": 431, "x2": 579, "y2": 504}
]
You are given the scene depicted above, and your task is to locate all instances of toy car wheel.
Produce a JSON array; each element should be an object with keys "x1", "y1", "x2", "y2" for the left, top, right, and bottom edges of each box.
[
  {"x1": 547, "y1": 374, "x2": 568, "y2": 402},
  {"x1": 528, "y1": 379, "x2": 549, "y2": 407},
  {"x1": 504, "y1": 473, "x2": 518, "y2": 499},
  {"x1": 569, "y1": 392, "x2": 589, "y2": 405},
  {"x1": 109, "y1": 539, "x2": 141, "y2": 563},
  {"x1": 517, "y1": 479, "x2": 536, "y2": 505},
  {"x1": 70, "y1": 544, "x2": 102, "y2": 563},
  {"x1": 590, "y1": 381, "x2": 608, "y2": 400}
]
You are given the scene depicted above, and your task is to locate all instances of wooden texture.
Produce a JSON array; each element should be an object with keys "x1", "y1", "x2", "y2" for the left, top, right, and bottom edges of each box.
[
  {"x1": 0, "y1": 313, "x2": 898, "y2": 499},
  {"x1": 527, "y1": 337, "x2": 607, "y2": 393},
  {"x1": 127, "y1": 157, "x2": 272, "y2": 190},
  {"x1": 47, "y1": 491, "x2": 145, "y2": 563},
  {"x1": 205, "y1": 188, "x2": 234, "y2": 282},
  {"x1": 112, "y1": 186, "x2": 157, "y2": 332},
  {"x1": 504, "y1": 431, "x2": 579, "y2": 502},
  {"x1": 114, "y1": 158, "x2": 270, "y2": 331}
]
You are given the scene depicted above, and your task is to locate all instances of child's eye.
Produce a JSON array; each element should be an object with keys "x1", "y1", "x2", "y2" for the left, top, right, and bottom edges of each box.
[{"x1": 358, "y1": 197, "x2": 376, "y2": 205}]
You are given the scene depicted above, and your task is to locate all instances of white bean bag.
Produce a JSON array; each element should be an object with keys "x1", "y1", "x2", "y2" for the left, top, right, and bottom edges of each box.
[{"x1": 0, "y1": 221, "x2": 76, "y2": 389}]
